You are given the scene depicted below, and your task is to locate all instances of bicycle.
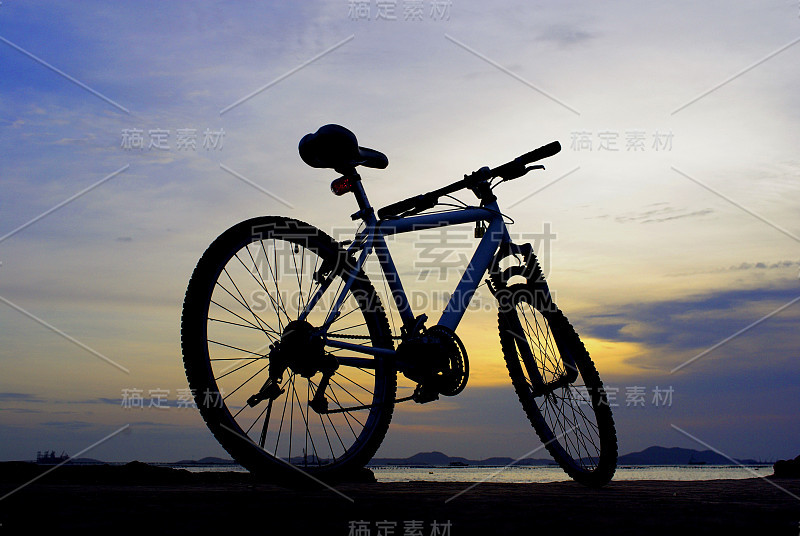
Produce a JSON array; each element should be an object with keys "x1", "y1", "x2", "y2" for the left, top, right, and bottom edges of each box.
[{"x1": 181, "y1": 124, "x2": 618, "y2": 487}]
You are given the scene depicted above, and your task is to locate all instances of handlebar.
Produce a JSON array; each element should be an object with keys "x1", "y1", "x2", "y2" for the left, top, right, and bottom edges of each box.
[{"x1": 377, "y1": 141, "x2": 561, "y2": 219}]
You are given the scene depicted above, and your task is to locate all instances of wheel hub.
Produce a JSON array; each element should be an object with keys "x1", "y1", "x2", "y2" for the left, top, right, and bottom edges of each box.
[{"x1": 274, "y1": 319, "x2": 325, "y2": 378}]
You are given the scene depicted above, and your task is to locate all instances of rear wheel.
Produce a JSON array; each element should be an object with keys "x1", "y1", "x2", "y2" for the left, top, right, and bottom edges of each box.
[
  {"x1": 498, "y1": 286, "x2": 617, "y2": 486},
  {"x1": 181, "y1": 216, "x2": 396, "y2": 481}
]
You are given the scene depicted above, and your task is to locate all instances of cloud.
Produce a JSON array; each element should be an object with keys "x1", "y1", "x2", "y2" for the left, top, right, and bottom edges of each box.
[
  {"x1": 40, "y1": 420, "x2": 96, "y2": 429},
  {"x1": 537, "y1": 25, "x2": 596, "y2": 47},
  {"x1": 668, "y1": 259, "x2": 800, "y2": 277},
  {"x1": 53, "y1": 135, "x2": 97, "y2": 146},
  {"x1": 580, "y1": 281, "x2": 800, "y2": 374},
  {"x1": 613, "y1": 203, "x2": 714, "y2": 224},
  {"x1": 125, "y1": 421, "x2": 179, "y2": 428},
  {"x1": 0, "y1": 392, "x2": 46, "y2": 403},
  {"x1": 94, "y1": 397, "x2": 122, "y2": 405}
]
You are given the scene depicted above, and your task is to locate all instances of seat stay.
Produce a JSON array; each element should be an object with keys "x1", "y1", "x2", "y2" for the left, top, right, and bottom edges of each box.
[
  {"x1": 373, "y1": 232, "x2": 415, "y2": 326},
  {"x1": 320, "y1": 229, "x2": 374, "y2": 331}
]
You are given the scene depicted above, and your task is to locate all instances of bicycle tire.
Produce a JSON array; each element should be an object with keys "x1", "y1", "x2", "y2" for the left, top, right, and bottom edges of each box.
[
  {"x1": 181, "y1": 216, "x2": 396, "y2": 481},
  {"x1": 497, "y1": 286, "x2": 617, "y2": 487}
]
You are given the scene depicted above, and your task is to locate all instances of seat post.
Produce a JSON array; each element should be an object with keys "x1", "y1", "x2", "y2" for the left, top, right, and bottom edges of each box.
[{"x1": 348, "y1": 171, "x2": 375, "y2": 221}]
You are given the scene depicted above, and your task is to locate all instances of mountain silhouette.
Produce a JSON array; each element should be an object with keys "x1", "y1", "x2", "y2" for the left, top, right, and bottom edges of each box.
[{"x1": 368, "y1": 446, "x2": 764, "y2": 466}]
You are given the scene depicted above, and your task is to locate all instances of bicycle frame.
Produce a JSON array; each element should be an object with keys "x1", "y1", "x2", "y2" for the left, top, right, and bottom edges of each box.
[{"x1": 299, "y1": 176, "x2": 510, "y2": 364}]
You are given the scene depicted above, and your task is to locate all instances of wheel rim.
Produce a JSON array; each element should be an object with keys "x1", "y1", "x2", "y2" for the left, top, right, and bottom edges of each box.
[{"x1": 195, "y1": 229, "x2": 391, "y2": 471}]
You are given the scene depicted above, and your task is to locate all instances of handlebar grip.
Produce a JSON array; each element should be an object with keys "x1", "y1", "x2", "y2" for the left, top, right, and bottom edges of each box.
[
  {"x1": 518, "y1": 140, "x2": 561, "y2": 165},
  {"x1": 378, "y1": 194, "x2": 434, "y2": 219}
]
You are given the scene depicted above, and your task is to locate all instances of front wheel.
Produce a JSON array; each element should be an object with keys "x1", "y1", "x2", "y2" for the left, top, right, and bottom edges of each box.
[
  {"x1": 181, "y1": 216, "x2": 396, "y2": 481},
  {"x1": 498, "y1": 287, "x2": 617, "y2": 486}
]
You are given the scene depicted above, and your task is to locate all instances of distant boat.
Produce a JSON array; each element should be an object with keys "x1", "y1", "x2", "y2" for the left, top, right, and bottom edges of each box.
[{"x1": 36, "y1": 450, "x2": 69, "y2": 464}]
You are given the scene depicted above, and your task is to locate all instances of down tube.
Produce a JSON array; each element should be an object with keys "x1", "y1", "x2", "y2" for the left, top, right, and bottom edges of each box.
[{"x1": 438, "y1": 214, "x2": 508, "y2": 331}]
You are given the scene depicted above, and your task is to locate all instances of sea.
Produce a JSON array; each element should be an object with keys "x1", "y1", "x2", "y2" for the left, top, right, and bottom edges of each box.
[{"x1": 173, "y1": 464, "x2": 774, "y2": 483}]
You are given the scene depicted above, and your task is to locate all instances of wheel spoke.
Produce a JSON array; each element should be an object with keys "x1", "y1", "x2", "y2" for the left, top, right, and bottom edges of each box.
[
  {"x1": 215, "y1": 357, "x2": 262, "y2": 380},
  {"x1": 208, "y1": 339, "x2": 267, "y2": 359},
  {"x1": 209, "y1": 298, "x2": 280, "y2": 341},
  {"x1": 335, "y1": 370, "x2": 376, "y2": 396},
  {"x1": 222, "y1": 363, "x2": 269, "y2": 400},
  {"x1": 310, "y1": 382, "x2": 337, "y2": 463}
]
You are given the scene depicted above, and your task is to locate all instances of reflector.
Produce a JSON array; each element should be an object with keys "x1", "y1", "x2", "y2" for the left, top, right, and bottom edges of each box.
[{"x1": 330, "y1": 175, "x2": 357, "y2": 195}]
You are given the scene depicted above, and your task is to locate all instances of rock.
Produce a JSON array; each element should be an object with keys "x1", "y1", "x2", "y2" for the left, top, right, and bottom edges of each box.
[{"x1": 772, "y1": 455, "x2": 800, "y2": 478}]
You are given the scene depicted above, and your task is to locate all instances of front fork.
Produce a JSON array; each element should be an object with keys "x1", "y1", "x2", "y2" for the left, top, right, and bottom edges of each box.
[
  {"x1": 500, "y1": 310, "x2": 578, "y2": 396},
  {"x1": 489, "y1": 241, "x2": 578, "y2": 397}
]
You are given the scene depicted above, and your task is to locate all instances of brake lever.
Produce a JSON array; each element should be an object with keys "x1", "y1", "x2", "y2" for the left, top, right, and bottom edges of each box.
[
  {"x1": 519, "y1": 164, "x2": 545, "y2": 176},
  {"x1": 497, "y1": 164, "x2": 545, "y2": 183}
]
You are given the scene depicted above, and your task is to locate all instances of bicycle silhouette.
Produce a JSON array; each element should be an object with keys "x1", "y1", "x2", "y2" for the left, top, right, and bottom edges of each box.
[{"x1": 181, "y1": 124, "x2": 617, "y2": 486}]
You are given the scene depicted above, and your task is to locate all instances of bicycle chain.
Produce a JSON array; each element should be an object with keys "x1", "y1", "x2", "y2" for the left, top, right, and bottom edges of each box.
[{"x1": 327, "y1": 333, "x2": 402, "y2": 340}]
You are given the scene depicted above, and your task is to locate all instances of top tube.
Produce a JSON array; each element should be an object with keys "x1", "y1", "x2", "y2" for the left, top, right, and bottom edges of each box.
[{"x1": 378, "y1": 206, "x2": 495, "y2": 236}]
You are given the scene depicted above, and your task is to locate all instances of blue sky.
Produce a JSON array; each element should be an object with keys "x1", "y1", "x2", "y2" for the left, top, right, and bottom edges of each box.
[{"x1": 1, "y1": 1, "x2": 799, "y2": 463}]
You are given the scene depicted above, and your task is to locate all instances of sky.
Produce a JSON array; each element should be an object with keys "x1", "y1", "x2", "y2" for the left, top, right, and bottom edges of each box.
[{"x1": 1, "y1": 0, "x2": 799, "y2": 464}]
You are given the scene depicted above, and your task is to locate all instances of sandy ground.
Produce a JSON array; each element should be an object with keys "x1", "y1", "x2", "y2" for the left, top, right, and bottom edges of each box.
[{"x1": 1, "y1": 462, "x2": 799, "y2": 535}]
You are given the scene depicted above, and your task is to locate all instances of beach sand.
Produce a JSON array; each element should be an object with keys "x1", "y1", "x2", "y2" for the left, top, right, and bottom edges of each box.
[{"x1": 1, "y1": 462, "x2": 798, "y2": 534}]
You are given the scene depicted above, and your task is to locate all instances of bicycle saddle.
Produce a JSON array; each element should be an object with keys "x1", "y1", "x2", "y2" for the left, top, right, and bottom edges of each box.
[{"x1": 299, "y1": 124, "x2": 388, "y2": 173}]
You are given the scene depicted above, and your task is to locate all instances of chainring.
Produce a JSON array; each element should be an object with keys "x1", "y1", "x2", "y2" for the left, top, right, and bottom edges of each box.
[{"x1": 426, "y1": 325, "x2": 469, "y2": 396}]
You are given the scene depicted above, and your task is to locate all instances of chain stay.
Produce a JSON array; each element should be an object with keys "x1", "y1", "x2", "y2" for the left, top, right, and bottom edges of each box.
[{"x1": 320, "y1": 394, "x2": 415, "y2": 414}]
